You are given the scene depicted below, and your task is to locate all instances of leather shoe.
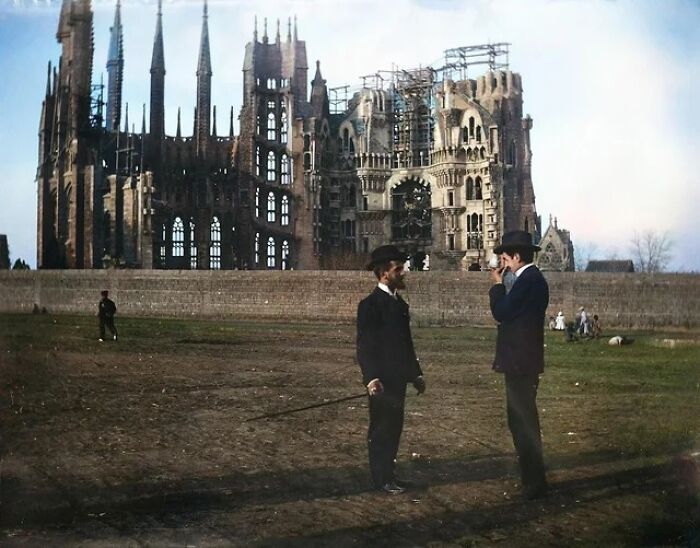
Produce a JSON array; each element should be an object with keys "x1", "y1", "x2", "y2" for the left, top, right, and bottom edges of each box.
[{"x1": 377, "y1": 482, "x2": 405, "y2": 495}]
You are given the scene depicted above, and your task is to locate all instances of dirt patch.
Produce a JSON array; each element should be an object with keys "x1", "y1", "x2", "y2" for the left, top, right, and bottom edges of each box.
[{"x1": 0, "y1": 314, "x2": 698, "y2": 546}]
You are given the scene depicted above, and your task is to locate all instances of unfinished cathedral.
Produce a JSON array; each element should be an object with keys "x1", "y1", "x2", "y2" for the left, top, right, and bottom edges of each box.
[{"x1": 36, "y1": 0, "x2": 539, "y2": 271}]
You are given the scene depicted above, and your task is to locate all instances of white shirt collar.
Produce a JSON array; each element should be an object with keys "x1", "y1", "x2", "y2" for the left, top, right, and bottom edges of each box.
[
  {"x1": 514, "y1": 263, "x2": 535, "y2": 277},
  {"x1": 378, "y1": 283, "x2": 397, "y2": 298}
]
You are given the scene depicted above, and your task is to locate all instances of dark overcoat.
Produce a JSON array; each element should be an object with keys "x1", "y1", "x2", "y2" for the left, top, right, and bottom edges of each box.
[
  {"x1": 356, "y1": 287, "x2": 423, "y2": 389},
  {"x1": 489, "y1": 265, "x2": 549, "y2": 376},
  {"x1": 98, "y1": 298, "x2": 117, "y2": 320}
]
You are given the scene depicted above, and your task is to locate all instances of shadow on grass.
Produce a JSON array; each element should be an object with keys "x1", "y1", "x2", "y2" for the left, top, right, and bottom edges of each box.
[{"x1": 0, "y1": 447, "x2": 684, "y2": 540}]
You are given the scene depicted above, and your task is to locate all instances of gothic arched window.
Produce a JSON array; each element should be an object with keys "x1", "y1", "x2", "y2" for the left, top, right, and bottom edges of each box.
[
  {"x1": 267, "y1": 191, "x2": 276, "y2": 223},
  {"x1": 281, "y1": 195, "x2": 290, "y2": 226},
  {"x1": 172, "y1": 217, "x2": 184, "y2": 257},
  {"x1": 281, "y1": 240, "x2": 290, "y2": 270},
  {"x1": 189, "y1": 219, "x2": 197, "y2": 269},
  {"x1": 466, "y1": 177, "x2": 474, "y2": 200},
  {"x1": 267, "y1": 237, "x2": 276, "y2": 268},
  {"x1": 160, "y1": 223, "x2": 166, "y2": 265},
  {"x1": 267, "y1": 112, "x2": 276, "y2": 141},
  {"x1": 281, "y1": 154, "x2": 290, "y2": 185},
  {"x1": 348, "y1": 184, "x2": 356, "y2": 207},
  {"x1": 255, "y1": 187, "x2": 260, "y2": 218},
  {"x1": 280, "y1": 109, "x2": 288, "y2": 144},
  {"x1": 267, "y1": 151, "x2": 276, "y2": 182},
  {"x1": 255, "y1": 232, "x2": 260, "y2": 265},
  {"x1": 209, "y1": 216, "x2": 221, "y2": 270},
  {"x1": 391, "y1": 177, "x2": 432, "y2": 241}
]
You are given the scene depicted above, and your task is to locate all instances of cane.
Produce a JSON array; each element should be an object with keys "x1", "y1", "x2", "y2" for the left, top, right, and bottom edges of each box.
[{"x1": 245, "y1": 393, "x2": 367, "y2": 422}]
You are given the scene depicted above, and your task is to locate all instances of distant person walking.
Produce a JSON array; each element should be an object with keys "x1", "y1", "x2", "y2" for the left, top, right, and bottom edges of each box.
[
  {"x1": 489, "y1": 230, "x2": 549, "y2": 499},
  {"x1": 98, "y1": 290, "x2": 118, "y2": 342},
  {"x1": 356, "y1": 245, "x2": 426, "y2": 495}
]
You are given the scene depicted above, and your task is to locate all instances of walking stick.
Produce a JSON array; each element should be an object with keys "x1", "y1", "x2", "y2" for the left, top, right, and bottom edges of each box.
[{"x1": 245, "y1": 393, "x2": 367, "y2": 422}]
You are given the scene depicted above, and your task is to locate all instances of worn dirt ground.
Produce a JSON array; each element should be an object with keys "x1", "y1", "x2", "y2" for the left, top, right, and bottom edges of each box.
[{"x1": 1, "y1": 313, "x2": 699, "y2": 547}]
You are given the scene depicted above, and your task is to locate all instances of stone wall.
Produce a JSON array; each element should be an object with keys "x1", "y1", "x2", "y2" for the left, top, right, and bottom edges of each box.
[{"x1": 0, "y1": 270, "x2": 698, "y2": 328}]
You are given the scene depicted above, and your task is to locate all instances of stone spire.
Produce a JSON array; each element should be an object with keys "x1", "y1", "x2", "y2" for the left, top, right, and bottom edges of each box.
[
  {"x1": 263, "y1": 17, "x2": 268, "y2": 43},
  {"x1": 229, "y1": 106, "x2": 234, "y2": 137},
  {"x1": 310, "y1": 60, "x2": 329, "y2": 118},
  {"x1": 176, "y1": 107, "x2": 181, "y2": 138},
  {"x1": 195, "y1": 0, "x2": 212, "y2": 157},
  {"x1": 287, "y1": 17, "x2": 292, "y2": 42},
  {"x1": 141, "y1": 103, "x2": 146, "y2": 170},
  {"x1": 45, "y1": 60, "x2": 52, "y2": 97},
  {"x1": 254, "y1": 15, "x2": 258, "y2": 42},
  {"x1": 293, "y1": 15, "x2": 298, "y2": 41},
  {"x1": 275, "y1": 18, "x2": 280, "y2": 44},
  {"x1": 212, "y1": 105, "x2": 217, "y2": 137},
  {"x1": 150, "y1": 0, "x2": 166, "y2": 139},
  {"x1": 106, "y1": 0, "x2": 123, "y2": 132}
]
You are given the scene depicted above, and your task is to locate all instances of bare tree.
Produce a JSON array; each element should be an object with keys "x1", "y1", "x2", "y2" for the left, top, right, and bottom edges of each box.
[
  {"x1": 629, "y1": 230, "x2": 674, "y2": 273},
  {"x1": 574, "y1": 241, "x2": 599, "y2": 271}
]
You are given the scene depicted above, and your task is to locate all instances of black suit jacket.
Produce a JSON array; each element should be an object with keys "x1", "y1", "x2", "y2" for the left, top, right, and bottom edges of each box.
[
  {"x1": 356, "y1": 287, "x2": 423, "y2": 390},
  {"x1": 489, "y1": 265, "x2": 549, "y2": 376}
]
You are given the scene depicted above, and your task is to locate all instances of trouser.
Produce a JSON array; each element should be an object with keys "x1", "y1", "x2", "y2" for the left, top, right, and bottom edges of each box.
[
  {"x1": 367, "y1": 386, "x2": 406, "y2": 487},
  {"x1": 99, "y1": 317, "x2": 118, "y2": 339},
  {"x1": 505, "y1": 373, "x2": 546, "y2": 489}
]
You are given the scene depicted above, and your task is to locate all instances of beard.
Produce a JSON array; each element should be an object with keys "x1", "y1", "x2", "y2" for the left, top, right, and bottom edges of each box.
[{"x1": 393, "y1": 276, "x2": 406, "y2": 290}]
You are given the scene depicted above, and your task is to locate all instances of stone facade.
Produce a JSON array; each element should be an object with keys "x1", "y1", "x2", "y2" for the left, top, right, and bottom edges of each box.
[
  {"x1": 36, "y1": 1, "x2": 539, "y2": 271},
  {"x1": 0, "y1": 271, "x2": 698, "y2": 328},
  {"x1": 537, "y1": 216, "x2": 575, "y2": 272}
]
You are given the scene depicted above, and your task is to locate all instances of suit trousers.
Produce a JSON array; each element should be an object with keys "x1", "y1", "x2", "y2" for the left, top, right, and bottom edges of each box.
[
  {"x1": 99, "y1": 317, "x2": 117, "y2": 339},
  {"x1": 367, "y1": 386, "x2": 406, "y2": 487},
  {"x1": 505, "y1": 373, "x2": 546, "y2": 489}
]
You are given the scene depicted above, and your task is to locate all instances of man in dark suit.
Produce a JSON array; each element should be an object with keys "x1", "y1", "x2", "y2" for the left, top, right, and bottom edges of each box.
[
  {"x1": 357, "y1": 245, "x2": 426, "y2": 495},
  {"x1": 489, "y1": 231, "x2": 549, "y2": 499},
  {"x1": 98, "y1": 290, "x2": 118, "y2": 342}
]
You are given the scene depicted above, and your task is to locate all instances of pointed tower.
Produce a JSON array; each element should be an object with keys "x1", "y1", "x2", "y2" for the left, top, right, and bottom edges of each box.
[
  {"x1": 150, "y1": 0, "x2": 165, "y2": 139},
  {"x1": 106, "y1": 0, "x2": 123, "y2": 132},
  {"x1": 195, "y1": 0, "x2": 212, "y2": 157},
  {"x1": 176, "y1": 106, "x2": 182, "y2": 139},
  {"x1": 310, "y1": 60, "x2": 329, "y2": 118}
]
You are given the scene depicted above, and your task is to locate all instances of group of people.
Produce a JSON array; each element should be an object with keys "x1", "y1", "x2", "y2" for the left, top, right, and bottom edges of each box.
[
  {"x1": 357, "y1": 230, "x2": 549, "y2": 500},
  {"x1": 549, "y1": 307, "x2": 603, "y2": 342},
  {"x1": 96, "y1": 231, "x2": 551, "y2": 501}
]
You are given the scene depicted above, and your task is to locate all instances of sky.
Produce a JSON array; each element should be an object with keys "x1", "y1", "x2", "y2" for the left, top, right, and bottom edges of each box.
[{"x1": 0, "y1": 0, "x2": 698, "y2": 270}]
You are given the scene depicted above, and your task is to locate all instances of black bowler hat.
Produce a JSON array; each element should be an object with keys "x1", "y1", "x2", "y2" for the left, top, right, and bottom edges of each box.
[
  {"x1": 494, "y1": 230, "x2": 541, "y2": 254},
  {"x1": 366, "y1": 245, "x2": 408, "y2": 270}
]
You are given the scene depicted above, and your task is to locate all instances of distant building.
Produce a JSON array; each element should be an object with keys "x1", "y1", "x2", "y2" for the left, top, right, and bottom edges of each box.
[
  {"x1": 585, "y1": 260, "x2": 635, "y2": 273},
  {"x1": 36, "y1": 1, "x2": 540, "y2": 271},
  {"x1": 536, "y1": 216, "x2": 574, "y2": 272},
  {"x1": 0, "y1": 235, "x2": 9, "y2": 269}
]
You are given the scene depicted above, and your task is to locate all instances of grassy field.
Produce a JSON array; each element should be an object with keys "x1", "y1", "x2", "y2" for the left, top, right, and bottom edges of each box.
[{"x1": 0, "y1": 312, "x2": 699, "y2": 546}]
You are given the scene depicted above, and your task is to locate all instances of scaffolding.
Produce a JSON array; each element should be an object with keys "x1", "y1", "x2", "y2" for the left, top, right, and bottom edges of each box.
[
  {"x1": 328, "y1": 85, "x2": 350, "y2": 115},
  {"x1": 90, "y1": 75, "x2": 105, "y2": 129},
  {"x1": 328, "y1": 43, "x2": 510, "y2": 165},
  {"x1": 436, "y1": 42, "x2": 510, "y2": 82}
]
